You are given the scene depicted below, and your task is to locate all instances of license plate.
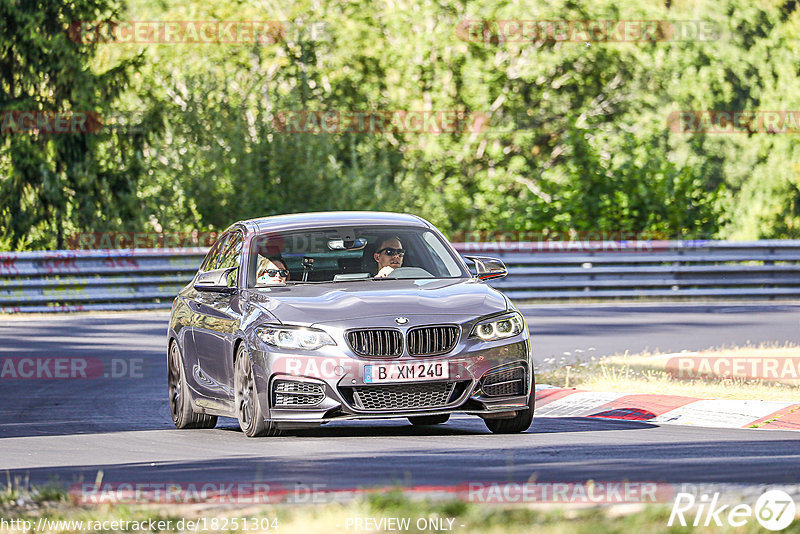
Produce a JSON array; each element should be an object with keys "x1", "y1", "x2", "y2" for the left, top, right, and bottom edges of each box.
[{"x1": 364, "y1": 362, "x2": 449, "y2": 383}]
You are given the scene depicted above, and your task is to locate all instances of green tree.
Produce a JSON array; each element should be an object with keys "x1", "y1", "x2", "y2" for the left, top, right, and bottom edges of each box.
[{"x1": 0, "y1": 0, "x2": 152, "y2": 249}]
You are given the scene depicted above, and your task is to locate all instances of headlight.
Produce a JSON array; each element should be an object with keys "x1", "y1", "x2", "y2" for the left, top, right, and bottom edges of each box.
[
  {"x1": 256, "y1": 326, "x2": 335, "y2": 351},
  {"x1": 471, "y1": 313, "x2": 524, "y2": 341}
]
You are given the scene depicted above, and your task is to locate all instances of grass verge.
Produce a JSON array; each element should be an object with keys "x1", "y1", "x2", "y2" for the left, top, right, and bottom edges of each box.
[
  {"x1": 537, "y1": 344, "x2": 800, "y2": 401},
  {"x1": 4, "y1": 485, "x2": 790, "y2": 534}
]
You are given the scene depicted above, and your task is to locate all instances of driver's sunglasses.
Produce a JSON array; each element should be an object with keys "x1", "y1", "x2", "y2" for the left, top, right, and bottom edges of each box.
[
  {"x1": 263, "y1": 269, "x2": 289, "y2": 277},
  {"x1": 378, "y1": 247, "x2": 405, "y2": 257}
]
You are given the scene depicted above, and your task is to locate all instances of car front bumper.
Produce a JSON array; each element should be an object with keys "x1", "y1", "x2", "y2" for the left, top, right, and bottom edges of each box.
[{"x1": 250, "y1": 337, "x2": 533, "y2": 427}]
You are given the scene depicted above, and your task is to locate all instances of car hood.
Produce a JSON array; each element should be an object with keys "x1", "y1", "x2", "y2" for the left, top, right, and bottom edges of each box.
[{"x1": 249, "y1": 278, "x2": 508, "y2": 326}]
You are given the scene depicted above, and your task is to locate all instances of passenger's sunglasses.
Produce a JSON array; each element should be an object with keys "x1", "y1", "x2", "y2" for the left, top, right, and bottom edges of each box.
[
  {"x1": 377, "y1": 247, "x2": 405, "y2": 257},
  {"x1": 262, "y1": 269, "x2": 289, "y2": 277}
]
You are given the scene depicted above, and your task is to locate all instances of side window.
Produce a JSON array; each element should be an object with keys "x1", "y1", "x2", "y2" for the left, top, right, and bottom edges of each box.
[
  {"x1": 218, "y1": 232, "x2": 243, "y2": 270},
  {"x1": 199, "y1": 234, "x2": 228, "y2": 272}
]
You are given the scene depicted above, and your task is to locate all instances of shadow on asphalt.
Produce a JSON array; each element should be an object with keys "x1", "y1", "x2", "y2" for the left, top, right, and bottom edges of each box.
[
  {"x1": 5, "y1": 432, "x2": 800, "y2": 489},
  {"x1": 210, "y1": 415, "x2": 658, "y2": 438},
  {"x1": 0, "y1": 411, "x2": 653, "y2": 439}
]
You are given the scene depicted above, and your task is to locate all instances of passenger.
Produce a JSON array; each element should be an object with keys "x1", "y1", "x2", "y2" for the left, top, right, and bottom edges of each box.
[
  {"x1": 257, "y1": 257, "x2": 289, "y2": 285},
  {"x1": 373, "y1": 236, "x2": 405, "y2": 278}
]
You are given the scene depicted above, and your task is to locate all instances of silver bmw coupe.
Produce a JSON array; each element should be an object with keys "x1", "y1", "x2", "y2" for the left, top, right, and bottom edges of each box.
[{"x1": 167, "y1": 212, "x2": 534, "y2": 437}]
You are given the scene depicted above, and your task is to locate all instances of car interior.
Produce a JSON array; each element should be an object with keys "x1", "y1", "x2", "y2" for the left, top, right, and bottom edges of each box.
[{"x1": 248, "y1": 228, "x2": 459, "y2": 286}]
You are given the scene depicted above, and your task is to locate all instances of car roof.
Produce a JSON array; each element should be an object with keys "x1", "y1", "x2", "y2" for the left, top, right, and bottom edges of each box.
[{"x1": 231, "y1": 211, "x2": 432, "y2": 235}]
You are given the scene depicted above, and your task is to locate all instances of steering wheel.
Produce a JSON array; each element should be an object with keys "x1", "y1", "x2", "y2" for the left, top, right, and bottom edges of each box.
[{"x1": 382, "y1": 266, "x2": 434, "y2": 279}]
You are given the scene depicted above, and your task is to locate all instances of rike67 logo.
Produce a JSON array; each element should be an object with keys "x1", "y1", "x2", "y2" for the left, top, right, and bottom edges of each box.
[{"x1": 669, "y1": 490, "x2": 796, "y2": 530}]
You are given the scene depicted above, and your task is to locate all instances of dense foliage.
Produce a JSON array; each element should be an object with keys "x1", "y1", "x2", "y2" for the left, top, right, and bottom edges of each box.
[{"x1": 1, "y1": 0, "x2": 799, "y2": 249}]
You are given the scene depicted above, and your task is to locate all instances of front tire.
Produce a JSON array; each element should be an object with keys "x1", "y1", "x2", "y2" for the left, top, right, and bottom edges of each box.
[
  {"x1": 168, "y1": 340, "x2": 217, "y2": 429},
  {"x1": 484, "y1": 388, "x2": 535, "y2": 434},
  {"x1": 408, "y1": 414, "x2": 450, "y2": 426},
  {"x1": 234, "y1": 344, "x2": 280, "y2": 437}
]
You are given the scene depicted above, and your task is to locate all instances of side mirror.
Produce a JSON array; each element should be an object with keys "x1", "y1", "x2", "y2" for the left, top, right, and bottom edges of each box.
[
  {"x1": 194, "y1": 267, "x2": 238, "y2": 293},
  {"x1": 464, "y1": 255, "x2": 508, "y2": 281}
]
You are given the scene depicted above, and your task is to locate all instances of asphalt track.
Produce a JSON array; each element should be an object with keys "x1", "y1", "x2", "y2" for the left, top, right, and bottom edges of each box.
[{"x1": 1, "y1": 303, "x2": 799, "y2": 491}]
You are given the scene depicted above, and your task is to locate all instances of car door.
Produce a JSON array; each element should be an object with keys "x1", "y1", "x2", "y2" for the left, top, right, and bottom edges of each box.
[
  {"x1": 179, "y1": 235, "x2": 225, "y2": 391},
  {"x1": 191, "y1": 231, "x2": 243, "y2": 401}
]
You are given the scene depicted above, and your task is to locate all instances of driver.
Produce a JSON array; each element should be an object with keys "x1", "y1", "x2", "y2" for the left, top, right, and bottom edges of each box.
[
  {"x1": 373, "y1": 236, "x2": 404, "y2": 278},
  {"x1": 257, "y1": 257, "x2": 289, "y2": 285}
]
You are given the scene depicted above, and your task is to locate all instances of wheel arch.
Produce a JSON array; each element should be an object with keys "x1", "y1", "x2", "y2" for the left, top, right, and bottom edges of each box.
[
  {"x1": 232, "y1": 335, "x2": 247, "y2": 365},
  {"x1": 167, "y1": 325, "x2": 184, "y2": 354}
]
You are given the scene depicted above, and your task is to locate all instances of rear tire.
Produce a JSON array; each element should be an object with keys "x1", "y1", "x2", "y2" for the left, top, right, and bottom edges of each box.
[
  {"x1": 168, "y1": 340, "x2": 217, "y2": 429},
  {"x1": 408, "y1": 414, "x2": 450, "y2": 426},
  {"x1": 234, "y1": 344, "x2": 280, "y2": 437},
  {"x1": 484, "y1": 388, "x2": 535, "y2": 434}
]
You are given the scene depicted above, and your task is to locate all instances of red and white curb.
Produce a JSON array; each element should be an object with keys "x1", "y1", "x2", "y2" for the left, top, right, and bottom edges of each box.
[{"x1": 534, "y1": 385, "x2": 800, "y2": 431}]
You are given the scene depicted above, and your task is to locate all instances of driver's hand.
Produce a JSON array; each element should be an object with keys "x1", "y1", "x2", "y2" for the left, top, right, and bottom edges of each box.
[{"x1": 375, "y1": 266, "x2": 395, "y2": 278}]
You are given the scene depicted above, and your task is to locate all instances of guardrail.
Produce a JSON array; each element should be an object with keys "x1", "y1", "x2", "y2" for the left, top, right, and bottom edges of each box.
[
  {"x1": 453, "y1": 240, "x2": 800, "y2": 300},
  {"x1": 1, "y1": 241, "x2": 799, "y2": 312},
  {"x1": 0, "y1": 248, "x2": 206, "y2": 313}
]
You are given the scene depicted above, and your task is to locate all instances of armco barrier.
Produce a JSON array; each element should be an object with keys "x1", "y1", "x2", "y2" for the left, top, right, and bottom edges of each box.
[
  {"x1": 453, "y1": 239, "x2": 800, "y2": 300},
  {"x1": 0, "y1": 248, "x2": 206, "y2": 313},
  {"x1": 1, "y1": 241, "x2": 799, "y2": 313}
]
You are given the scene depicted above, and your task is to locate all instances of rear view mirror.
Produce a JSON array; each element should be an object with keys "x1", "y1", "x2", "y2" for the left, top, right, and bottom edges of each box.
[
  {"x1": 194, "y1": 267, "x2": 238, "y2": 293},
  {"x1": 464, "y1": 255, "x2": 508, "y2": 281},
  {"x1": 328, "y1": 237, "x2": 368, "y2": 250}
]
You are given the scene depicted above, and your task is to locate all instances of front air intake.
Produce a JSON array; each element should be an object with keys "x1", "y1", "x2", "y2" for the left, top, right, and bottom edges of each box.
[
  {"x1": 481, "y1": 366, "x2": 526, "y2": 397},
  {"x1": 272, "y1": 380, "x2": 325, "y2": 407}
]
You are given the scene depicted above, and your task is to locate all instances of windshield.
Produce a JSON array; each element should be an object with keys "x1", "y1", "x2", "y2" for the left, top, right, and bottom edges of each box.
[{"x1": 245, "y1": 225, "x2": 469, "y2": 287}]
